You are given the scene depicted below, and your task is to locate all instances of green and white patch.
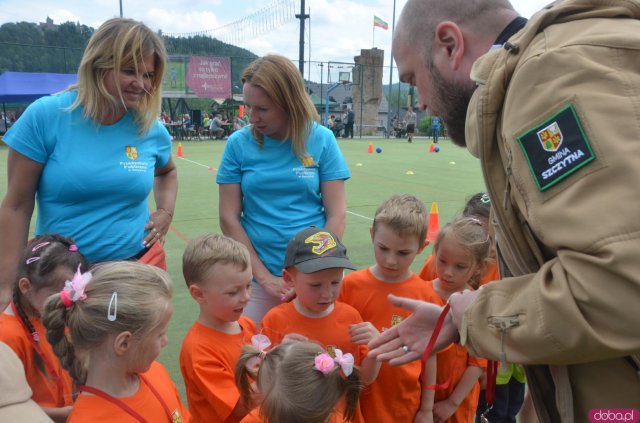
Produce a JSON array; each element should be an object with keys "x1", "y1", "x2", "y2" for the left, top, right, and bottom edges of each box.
[{"x1": 517, "y1": 104, "x2": 595, "y2": 191}]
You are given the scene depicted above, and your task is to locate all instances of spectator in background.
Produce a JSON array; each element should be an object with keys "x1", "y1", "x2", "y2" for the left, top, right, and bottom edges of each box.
[
  {"x1": 404, "y1": 106, "x2": 417, "y2": 143},
  {"x1": 217, "y1": 54, "x2": 350, "y2": 324},
  {"x1": 344, "y1": 107, "x2": 355, "y2": 139},
  {"x1": 0, "y1": 17, "x2": 177, "y2": 309}
]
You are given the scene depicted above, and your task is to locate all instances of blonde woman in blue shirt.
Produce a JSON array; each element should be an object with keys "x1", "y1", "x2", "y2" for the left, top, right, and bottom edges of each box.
[{"x1": 217, "y1": 54, "x2": 350, "y2": 324}]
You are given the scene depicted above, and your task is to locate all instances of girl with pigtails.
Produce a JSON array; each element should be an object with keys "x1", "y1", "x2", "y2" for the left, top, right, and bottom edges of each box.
[
  {"x1": 235, "y1": 338, "x2": 362, "y2": 423},
  {"x1": 42, "y1": 261, "x2": 189, "y2": 423},
  {"x1": 0, "y1": 234, "x2": 88, "y2": 422}
]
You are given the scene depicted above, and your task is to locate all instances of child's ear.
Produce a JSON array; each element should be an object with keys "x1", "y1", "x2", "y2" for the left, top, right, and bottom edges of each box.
[
  {"x1": 189, "y1": 284, "x2": 206, "y2": 304},
  {"x1": 369, "y1": 226, "x2": 374, "y2": 241},
  {"x1": 18, "y1": 277, "x2": 32, "y2": 295},
  {"x1": 417, "y1": 239, "x2": 429, "y2": 254},
  {"x1": 282, "y1": 268, "x2": 295, "y2": 289},
  {"x1": 113, "y1": 331, "x2": 133, "y2": 356}
]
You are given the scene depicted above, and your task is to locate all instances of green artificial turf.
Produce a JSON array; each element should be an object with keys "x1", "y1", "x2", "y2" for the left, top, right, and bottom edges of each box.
[{"x1": 0, "y1": 135, "x2": 486, "y2": 400}]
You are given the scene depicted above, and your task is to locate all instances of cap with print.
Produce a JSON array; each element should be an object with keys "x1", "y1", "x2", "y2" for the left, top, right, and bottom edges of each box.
[{"x1": 284, "y1": 227, "x2": 356, "y2": 273}]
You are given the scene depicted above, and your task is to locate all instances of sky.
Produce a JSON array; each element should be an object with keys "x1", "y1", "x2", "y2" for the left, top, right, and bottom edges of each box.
[{"x1": 0, "y1": 0, "x2": 552, "y2": 83}]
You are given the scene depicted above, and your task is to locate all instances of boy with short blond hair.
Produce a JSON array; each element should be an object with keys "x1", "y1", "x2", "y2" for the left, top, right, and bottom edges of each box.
[
  {"x1": 180, "y1": 233, "x2": 257, "y2": 423},
  {"x1": 339, "y1": 194, "x2": 439, "y2": 423}
]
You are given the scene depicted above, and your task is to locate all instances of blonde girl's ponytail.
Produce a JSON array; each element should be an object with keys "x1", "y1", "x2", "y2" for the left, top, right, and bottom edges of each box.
[{"x1": 43, "y1": 294, "x2": 87, "y2": 384}]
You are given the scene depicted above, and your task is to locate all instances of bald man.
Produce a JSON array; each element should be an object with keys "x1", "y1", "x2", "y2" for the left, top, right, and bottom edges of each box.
[{"x1": 370, "y1": 1, "x2": 640, "y2": 422}]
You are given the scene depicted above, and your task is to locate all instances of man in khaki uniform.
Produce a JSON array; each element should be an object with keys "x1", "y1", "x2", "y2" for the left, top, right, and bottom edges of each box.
[{"x1": 369, "y1": 0, "x2": 640, "y2": 422}]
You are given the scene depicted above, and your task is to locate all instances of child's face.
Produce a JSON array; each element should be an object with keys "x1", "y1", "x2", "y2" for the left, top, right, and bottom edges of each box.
[
  {"x1": 192, "y1": 262, "x2": 252, "y2": 324},
  {"x1": 130, "y1": 301, "x2": 172, "y2": 372},
  {"x1": 23, "y1": 265, "x2": 75, "y2": 316},
  {"x1": 435, "y1": 236, "x2": 481, "y2": 292},
  {"x1": 371, "y1": 223, "x2": 424, "y2": 281},
  {"x1": 283, "y1": 267, "x2": 343, "y2": 315}
]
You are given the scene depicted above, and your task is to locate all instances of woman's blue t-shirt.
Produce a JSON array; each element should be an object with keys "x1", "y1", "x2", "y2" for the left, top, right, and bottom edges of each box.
[
  {"x1": 216, "y1": 123, "x2": 350, "y2": 275},
  {"x1": 4, "y1": 90, "x2": 171, "y2": 262}
]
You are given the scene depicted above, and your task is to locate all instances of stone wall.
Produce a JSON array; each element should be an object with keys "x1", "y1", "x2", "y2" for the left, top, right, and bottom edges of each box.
[{"x1": 352, "y1": 48, "x2": 384, "y2": 136}]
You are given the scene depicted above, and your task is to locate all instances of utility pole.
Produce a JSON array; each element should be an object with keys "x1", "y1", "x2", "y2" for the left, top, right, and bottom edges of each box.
[
  {"x1": 296, "y1": 0, "x2": 310, "y2": 76},
  {"x1": 119, "y1": 0, "x2": 123, "y2": 17},
  {"x1": 385, "y1": 0, "x2": 397, "y2": 137}
]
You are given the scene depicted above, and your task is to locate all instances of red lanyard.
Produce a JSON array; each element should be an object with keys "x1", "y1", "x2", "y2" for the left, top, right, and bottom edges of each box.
[
  {"x1": 77, "y1": 374, "x2": 173, "y2": 423},
  {"x1": 11, "y1": 301, "x2": 66, "y2": 407},
  {"x1": 485, "y1": 359, "x2": 499, "y2": 405},
  {"x1": 420, "y1": 302, "x2": 452, "y2": 390}
]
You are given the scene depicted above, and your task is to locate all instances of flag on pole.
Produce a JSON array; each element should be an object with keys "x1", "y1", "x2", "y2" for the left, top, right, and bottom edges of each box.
[{"x1": 373, "y1": 16, "x2": 389, "y2": 30}]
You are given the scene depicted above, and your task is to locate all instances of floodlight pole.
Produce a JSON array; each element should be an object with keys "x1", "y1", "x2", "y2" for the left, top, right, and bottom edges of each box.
[
  {"x1": 119, "y1": 0, "x2": 123, "y2": 17},
  {"x1": 385, "y1": 0, "x2": 397, "y2": 138},
  {"x1": 296, "y1": 0, "x2": 310, "y2": 76}
]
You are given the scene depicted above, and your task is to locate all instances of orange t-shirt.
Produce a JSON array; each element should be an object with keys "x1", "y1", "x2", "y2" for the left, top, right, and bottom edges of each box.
[
  {"x1": 68, "y1": 361, "x2": 190, "y2": 422},
  {"x1": 425, "y1": 280, "x2": 487, "y2": 423},
  {"x1": 419, "y1": 254, "x2": 500, "y2": 286},
  {"x1": 240, "y1": 408, "x2": 347, "y2": 423},
  {"x1": 261, "y1": 302, "x2": 367, "y2": 423},
  {"x1": 339, "y1": 269, "x2": 440, "y2": 423},
  {"x1": 0, "y1": 313, "x2": 73, "y2": 407},
  {"x1": 180, "y1": 316, "x2": 257, "y2": 423}
]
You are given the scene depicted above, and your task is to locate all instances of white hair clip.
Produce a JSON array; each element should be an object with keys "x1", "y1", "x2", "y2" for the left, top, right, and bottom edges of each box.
[{"x1": 107, "y1": 292, "x2": 118, "y2": 322}]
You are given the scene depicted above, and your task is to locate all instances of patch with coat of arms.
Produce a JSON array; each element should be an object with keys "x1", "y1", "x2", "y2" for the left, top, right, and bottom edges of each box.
[
  {"x1": 125, "y1": 146, "x2": 138, "y2": 160},
  {"x1": 517, "y1": 104, "x2": 595, "y2": 191}
]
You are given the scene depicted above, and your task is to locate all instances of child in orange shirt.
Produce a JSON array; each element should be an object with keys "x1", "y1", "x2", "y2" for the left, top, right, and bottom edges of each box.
[
  {"x1": 236, "y1": 340, "x2": 362, "y2": 423},
  {"x1": 0, "y1": 234, "x2": 87, "y2": 422},
  {"x1": 42, "y1": 261, "x2": 189, "y2": 423},
  {"x1": 339, "y1": 194, "x2": 440, "y2": 423},
  {"x1": 261, "y1": 227, "x2": 381, "y2": 423},
  {"x1": 419, "y1": 193, "x2": 498, "y2": 288},
  {"x1": 426, "y1": 216, "x2": 491, "y2": 423},
  {"x1": 180, "y1": 234, "x2": 257, "y2": 423}
]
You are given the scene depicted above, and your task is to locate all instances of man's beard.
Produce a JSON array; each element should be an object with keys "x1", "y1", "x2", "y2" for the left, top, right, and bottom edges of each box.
[{"x1": 429, "y1": 64, "x2": 476, "y2": 148}]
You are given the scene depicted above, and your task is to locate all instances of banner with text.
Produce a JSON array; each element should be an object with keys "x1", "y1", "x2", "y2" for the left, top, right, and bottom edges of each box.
[{"x1": 186, "y1": 56, "x2": 231, "y2": 99}]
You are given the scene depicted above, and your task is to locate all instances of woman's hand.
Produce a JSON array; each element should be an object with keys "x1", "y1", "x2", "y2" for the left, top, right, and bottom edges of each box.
[
  {"x1": 260, "y1": 274, "x2": 295, "y2": 302},
  {"x1": 143, "y1": 208, "x2": 173, "y2": 247}
]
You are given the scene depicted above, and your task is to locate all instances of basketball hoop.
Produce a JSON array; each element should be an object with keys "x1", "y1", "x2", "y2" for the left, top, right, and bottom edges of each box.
[{"x1": 339, "y1": 71, "x2": 351, "y2": 85}]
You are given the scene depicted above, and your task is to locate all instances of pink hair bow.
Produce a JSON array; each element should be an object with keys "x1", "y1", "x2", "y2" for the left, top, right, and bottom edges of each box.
[
  {"x1": 246, "y1": 334, "x2": 272, "y2": 373},
  {"x1": 59, "y1": 265, "x2": 92, "y2": 309},
  {"x1": 314, "y1": 349, "x2": 354, "y2": 376}
]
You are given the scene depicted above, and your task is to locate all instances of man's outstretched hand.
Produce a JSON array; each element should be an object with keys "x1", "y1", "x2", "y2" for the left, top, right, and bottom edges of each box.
[{"x1": 367, "y1": 294, "x2": 461, "y2": 366}]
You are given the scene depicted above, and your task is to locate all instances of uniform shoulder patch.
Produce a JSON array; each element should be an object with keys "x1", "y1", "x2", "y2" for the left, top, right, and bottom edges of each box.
[{"x1": 516, "y1": 104, "x2": 595, "y2": 191}]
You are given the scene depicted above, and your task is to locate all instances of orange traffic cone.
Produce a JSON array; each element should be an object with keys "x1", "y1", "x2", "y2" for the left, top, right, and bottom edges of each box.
[
  {"x1": 368, "y1": 142, "x2": 374, "y2": 154},
  {"x1": 426, "y1": 202, "x2": 440, "y2": 242},
  {"x1": 429, "y1": 143, "x2": 436, "y2": 153},
  {"x1": 177, "y1": 142, "x2": 184, "y2": 158}
]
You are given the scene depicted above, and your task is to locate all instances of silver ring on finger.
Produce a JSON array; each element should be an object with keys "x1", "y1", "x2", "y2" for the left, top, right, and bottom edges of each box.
[{"x1": 402, "y1": 345, "x2": 410, "y2": 353}]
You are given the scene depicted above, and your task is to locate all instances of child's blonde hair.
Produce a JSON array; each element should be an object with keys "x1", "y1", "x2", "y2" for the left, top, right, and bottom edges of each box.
[
  {"x1": 182, "y1": 233, "x2": 250, "y2": 287},
  {"x1": 236, "y1": 341, "x2": 362, "y2": 423},
  {"x1": 372, "y1": 194, "x2": 429, "y2": 244},
  {"x1": 434, "y1": 216, "x2": 491, "y2": 287},
  {"x1": 42, "y1": 261, "x2": 173, "y2": 384}
]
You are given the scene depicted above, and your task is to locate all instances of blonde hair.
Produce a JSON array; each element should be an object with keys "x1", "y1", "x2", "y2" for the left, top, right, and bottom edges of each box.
[
  {"x1": 182, "y1": 233, "x2": 250, "y2": 287},
  {"x1": 373, "y1": 194, "x2": 429, "y2": 244},
  {"x1": 42, "y1": 261, "x2": 173, "y2": 384},
  {"x1": 241, "y1": 54, "x2": 319, "y2": 161},
  {"x1": 433, "y1": 216, "x2": 491, "y2": 287},
  {"x1": 70, "y1": 18, "x2": 167, "y2": 135},
  {"x1": 236, "y1": 341, "x2": 362, "y2": 423}
]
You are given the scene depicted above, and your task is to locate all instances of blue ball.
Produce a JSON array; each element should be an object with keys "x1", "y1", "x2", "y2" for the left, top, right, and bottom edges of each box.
[
  {"x1": 434, "y1": 146, "x2": 440, "y2": 153},
  {"x1": 376, "y1": 147, "x2": 382, "y2": 153}
]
